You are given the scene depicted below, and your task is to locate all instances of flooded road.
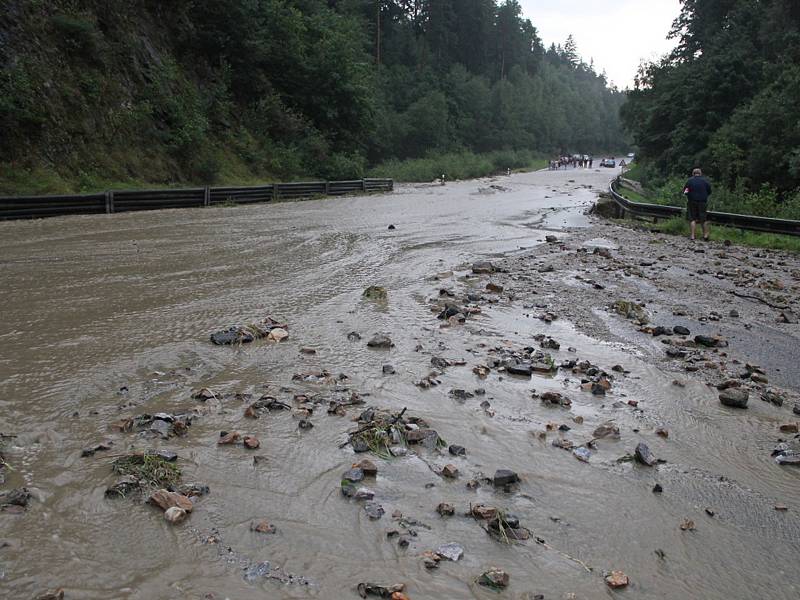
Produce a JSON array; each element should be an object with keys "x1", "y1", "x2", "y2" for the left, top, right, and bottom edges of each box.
[{"x1": 1, "y1": 167, "x2": 798, "y2": 599}]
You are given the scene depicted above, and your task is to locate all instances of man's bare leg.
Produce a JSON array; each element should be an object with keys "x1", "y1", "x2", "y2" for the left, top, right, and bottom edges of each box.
[
  {"x1": 690, "y1": 221, "x2": 697, "y2": 240},
  {"x1": 703, "y1": 222, "x2": 710, "y2": 240}
]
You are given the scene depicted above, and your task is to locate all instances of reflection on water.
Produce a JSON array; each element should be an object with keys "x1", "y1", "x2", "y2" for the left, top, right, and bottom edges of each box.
[{"x1": 0, "y1": 169, "x2": 798, "y2": 599}]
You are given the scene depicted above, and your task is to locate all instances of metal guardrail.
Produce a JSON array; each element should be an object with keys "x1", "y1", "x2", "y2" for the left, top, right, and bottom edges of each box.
[
  {"x1": 0, "y1": 178, "x2": 393, "y2": 221},
  {"x1": 608, "y1": 179, "x2": 800, "y2": 237}
]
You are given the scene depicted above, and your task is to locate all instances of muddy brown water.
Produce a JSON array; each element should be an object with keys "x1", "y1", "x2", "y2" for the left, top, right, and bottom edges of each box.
[{"x1": 1, "y1": 167, "x2": 798, "y2": 599}]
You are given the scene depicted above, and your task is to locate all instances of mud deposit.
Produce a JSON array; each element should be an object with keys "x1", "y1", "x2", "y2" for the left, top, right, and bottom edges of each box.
[{"x1": 1, "y1": 167, "x2": 798, "y2": 599}]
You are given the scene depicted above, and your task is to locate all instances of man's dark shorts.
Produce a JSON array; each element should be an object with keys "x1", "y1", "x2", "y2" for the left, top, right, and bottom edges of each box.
[{"x1": 688, "y1": 200, "x2": 707, "y2": 223}]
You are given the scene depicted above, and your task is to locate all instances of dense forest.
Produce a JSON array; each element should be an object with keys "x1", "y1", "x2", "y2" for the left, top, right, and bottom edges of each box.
[
  {"x1": 0, "y1": 0, "x2": 626, "y2": 193},
  {"x1": 621, "y1": 0, "x2": 800, "y2": 217}
]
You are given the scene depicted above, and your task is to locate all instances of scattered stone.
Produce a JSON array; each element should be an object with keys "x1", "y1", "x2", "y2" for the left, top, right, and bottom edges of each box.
[
  {"x1": 540, "y1": 391, "x2": 571, "y2": 407},
  {"x1": 593, "y1": 422, "x2": 620, "y2": 438},
  {"x1": 251, "y1": 520, "x2": 277, "y2": 534},
  {"x1": 719, "y1": 388, "x2": 749, "y2": 409},
  {"x1": 472, "y1": 261, "x2": 495, "y2": 274},
  {"x1": 635, "y1": 442, "x2": 657, "y2": 466},
  {"x1": 695, "y1": 335, "x2": 726, "y2": 348},
  {"x1": 436, "y1": 542, "x2": 464, "y2": 561},
  {"x1": 210, "y1": 317, "x2": 287, "y2": 345},
  {"x1": 178, "y1": 482, "x2": 210, "y2": 498},
  {"x1": 717, "y1": 379, "x2": 741, "y2": 391},
  {"x1": 653, "y1": 483, "x2": 663, "y2": 493},
  {"x1": 356, "y1": 459, "x2": 378, "y2": 476},
  {"x1": 655, "y1": 427, "x2": 669, "y2": 438},
  {"x1": 673, "y1": 325, "x2": 690, "y2": 335},
  {"x1": 473, "y1": 365, "x2": 490, "y2": 378},
  {"x1": 363, "y1": 286, "x2": 388, "y2": 301},
  {"x1": 422, "y1": 553, "x2": 441, "y2": 569},
  {"x1": 364, "y1": 502, "x2": 385, "y2": 519},
  {"x1": 347, "y1": 331, "x2": 362, "y2": 342},
  {"x1": 267, "y1": 327, "x2": 289, "y2": 342},
  {"x1": 437, "y1": 503, "x2": 455, "y2": 516},
  {"x1": 299, "y1": 347, "x2": 316, "y2": 354},
  {"x1": 448, "y1": 445, "x2": 467, "y2": 457},
  {"x1": 573, "y1": 447, "x2": 591, "y2": 462},
  {"x1": 164, "y1": 506, "x2": 187, "y2": 524},
  {"x1": 505, "y1": 360, "x2": 533, "y2": 377},
  {"x1": 81, "y1": 440, "x2": 114, "y2": 457},
  {"x1": 778, "y1": 310, "x2": 798, "y2": 324},
  {"x1": 666, "y1": 348, "x2": 688, "y2": 359},
  {"x1": 605, "y1": 571, "x2": 629, "y2": 589},
  {"x1": 486, "y1": 282, "x2": 504, "y2": 293},
  {"x1": 471, "y1": 504, "x2": 497, "y2": 520},
  {"x1": 351, "y1": 487, "x2": 374, "y2": 500},
  {"x1": 105, "y1": 475, "x2": 141, "y2": 498},
  {"x1": 356, "y1": 582, "x2": 405, "y2": 599},
  {"x1": 218, "y1": 431, "x2": 241, "y2": 445},
  {"x1": 612, "y1": 299, "x2": 649, "y2": 323},
  {"x1": 449, "y1": 389, "x2": 474, "y2": 401},
  {"x1": 243, "y1": 435, "x2": 260, "y2": 449},
  {"x1": 779, "y1": 423, "x2": 799, "y2": 434},
  {"x1": 367, "y1": 334, "x2": 394, "y2": 349},
  {"x1": 478, "y1": 567, "x2": 510, "y2": 589},
  {"x1": 441, "y1": 464, "x2": 459, "y2": 479},
  {"x1": 193, "y1": 387, "x2": 217, "y2": 401},
  {"x1": 382, "y1": 364, "x2": 396, "y2": 375},
  {"x1": 761, "y1": 389, "x2": 785, "y2": 406},
  {"x1": 680, "y1": 519, "x2": 696, "y2": 531},
  {"x1": 775, "y1": 504, "x2": 788, "y2": 511},
  {"x1": 343, "y1": 468, "x2": 365, "y2": 483},
  {"x1": 493, "y1": 469, "x2": 519, "y2": 487},
  {"x1": 0, "y1": 487, "x2": 30, "y2": 508},
  {"x1": 148, "y1": 489, "x2": 193, "y2": 513}
]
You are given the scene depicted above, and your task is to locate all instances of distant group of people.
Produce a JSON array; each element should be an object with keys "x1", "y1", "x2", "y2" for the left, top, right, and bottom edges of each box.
[{"x1": 549, "y1": 154, "x2": 593, "y2": 170}]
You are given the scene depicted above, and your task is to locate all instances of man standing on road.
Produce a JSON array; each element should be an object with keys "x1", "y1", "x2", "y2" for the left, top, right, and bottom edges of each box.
[{"x1": 683, "y1": 168, "x2": 712, "y2": 240}]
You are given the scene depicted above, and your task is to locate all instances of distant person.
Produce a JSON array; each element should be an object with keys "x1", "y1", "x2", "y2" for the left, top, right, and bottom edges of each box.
[
  {"x1": 589, "y1": 157, "x2": 593, "y2": 168},
  {"x1": 683, "y1": 168, "x2": 712, "y2": 241}
]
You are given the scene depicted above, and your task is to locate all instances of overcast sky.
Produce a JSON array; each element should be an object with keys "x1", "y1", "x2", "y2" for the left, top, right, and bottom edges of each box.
[{"x1": 518, "y1": 0, "x2": 681, "y2": 89}]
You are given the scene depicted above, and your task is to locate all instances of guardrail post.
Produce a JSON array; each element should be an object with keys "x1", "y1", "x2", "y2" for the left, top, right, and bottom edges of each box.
[
  {"x1": 204, "y1": 187, "x2": 210, "y2": 207},
  {"x1": 325, "y1": 181, "x2": 330, "y2": 196},
  {"x1": 272, "y1": 185, "x2": 278, "y2": 202},
  {"x1": 105, "y1": 191, "x2": 114, "y2": 214},
  {"x1": 362, "y1": 179, "x2": 367, "y2": 192}
]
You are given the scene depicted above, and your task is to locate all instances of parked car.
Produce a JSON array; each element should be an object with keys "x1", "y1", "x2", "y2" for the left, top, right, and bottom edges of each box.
[{"x1": 600, "y1": 158, "x2": 616, "y2": 168}]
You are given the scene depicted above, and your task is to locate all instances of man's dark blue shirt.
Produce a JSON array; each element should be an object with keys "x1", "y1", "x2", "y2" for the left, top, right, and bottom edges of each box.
[{"x1": 684, "y1": 176, "x2": 712, "y2": 202}]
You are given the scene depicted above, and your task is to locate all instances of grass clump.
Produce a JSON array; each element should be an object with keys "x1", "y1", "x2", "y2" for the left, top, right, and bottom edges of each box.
[
  {"x1": 648, "y1": 216, "x2": 800, "y2": 252},
  {"x1": 112, "y1": 453, "x2": 181, "y2": 489}
]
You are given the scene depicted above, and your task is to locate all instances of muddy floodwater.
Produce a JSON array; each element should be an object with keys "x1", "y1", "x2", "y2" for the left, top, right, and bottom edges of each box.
[{"x1": 1, "y1": 167, "x2": 799, "y2": 599}]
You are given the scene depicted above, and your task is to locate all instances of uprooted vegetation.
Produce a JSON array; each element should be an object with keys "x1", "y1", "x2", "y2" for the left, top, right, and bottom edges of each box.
[
  {"x1": 342, "y1": 407, "x2": 447, "y2": 458},
  {"x1": 108, "y1": 453, "x2": 182, "y2": 495}
]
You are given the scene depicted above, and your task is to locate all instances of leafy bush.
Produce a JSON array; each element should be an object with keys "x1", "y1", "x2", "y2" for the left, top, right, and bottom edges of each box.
[{"x1": 51, "y1": 14, "x2": 100, "y2": 58}]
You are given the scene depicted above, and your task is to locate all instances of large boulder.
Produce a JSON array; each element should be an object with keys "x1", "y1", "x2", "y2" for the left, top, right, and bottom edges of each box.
[{"x1": 719, "y1": 388, "x2": 749, "y2": 409}]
